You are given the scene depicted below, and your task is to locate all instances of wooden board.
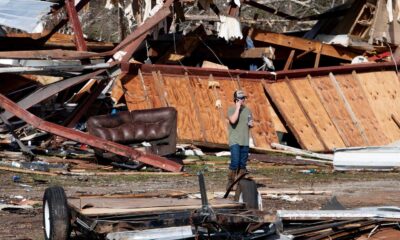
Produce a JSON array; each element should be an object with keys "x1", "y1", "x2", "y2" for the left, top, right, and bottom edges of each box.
[
  {"x1": 250, "y1": 30, "x2": 357, "y2": 61},
  {"x1": 336, "y1": 73, "x2": 390, "y2": 146},
  {"x1": 356, "y1": 71, "x2": 400, "y2": 142},
  {"x1": 287, "y1": 78, "x2": 345, "y2": 150},
  {"x1": 310, "y1": 75, "x2": 366, "y2": 147},
  {"x1": 69, "y1": 197, "x2": 241, "y2": 216},
  {"x1": 264, "y1": 81, "x2": 326, "y2": 152}
]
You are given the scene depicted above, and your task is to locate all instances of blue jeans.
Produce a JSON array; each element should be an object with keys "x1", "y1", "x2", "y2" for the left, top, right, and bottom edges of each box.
[{"x1": 229, "y1": 144, "x2": 249, "y2": 170}]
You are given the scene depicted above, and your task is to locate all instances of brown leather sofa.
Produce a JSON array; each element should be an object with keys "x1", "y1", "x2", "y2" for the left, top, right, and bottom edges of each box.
[{"x1": 87, "y1": 107, "x2": 177, "y2": 157}]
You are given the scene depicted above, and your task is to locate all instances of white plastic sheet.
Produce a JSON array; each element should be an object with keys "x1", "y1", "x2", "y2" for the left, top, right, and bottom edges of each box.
[{"x1": 217, "y1": 15, "x2": 243, "y2": 42}]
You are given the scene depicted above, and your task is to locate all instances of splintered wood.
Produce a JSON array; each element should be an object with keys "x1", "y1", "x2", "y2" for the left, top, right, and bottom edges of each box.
[{"x1": 122, "y1": 68, "x2": 400, "y2": 152}]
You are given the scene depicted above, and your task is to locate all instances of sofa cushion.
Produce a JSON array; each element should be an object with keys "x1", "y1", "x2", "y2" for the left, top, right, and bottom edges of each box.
[{"x1": 87, "y1": 107, "x2": 176, "y2": 143}]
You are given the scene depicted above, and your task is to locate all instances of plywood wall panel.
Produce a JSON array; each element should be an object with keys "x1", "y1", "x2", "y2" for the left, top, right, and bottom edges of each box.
[
  {"x1": 123, "y1": 72, "x2": 277, "y2": 149},
  {"x1": 121, "y1": 69, "x2": 400, "y2": 152},
  {"x1": 356, "y1": 71, "x2": 400, "y2": 142},
  {"x1": 189, "y1": 75, "x2": 227, "y2": 144},
  {"x1": 122, "y1": 73, "x2": 152, "y2": 110},
  {"x1": 126, "y1": 71, "x2": 166, "y2": 109},
  {"x1": 160, "y1": 74, "x2": 203, "y2": 142},
  {"x1": 264, "y1": 81, "x2": 326, "y2": 152},
  {"x1": 288, "y1": 78, "x2": 345, "y2": 149},
  {"x1": 336, "y1": 73, "x2": 390, "y2": 145},
  {"x1": 310, "y1": 75, "x2": 365, "y2": 147}
]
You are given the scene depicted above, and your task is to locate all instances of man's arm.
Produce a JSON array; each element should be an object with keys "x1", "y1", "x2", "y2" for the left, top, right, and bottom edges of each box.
[{"x1": 228, "y1": 100, "x2": 242, "y2": 124}]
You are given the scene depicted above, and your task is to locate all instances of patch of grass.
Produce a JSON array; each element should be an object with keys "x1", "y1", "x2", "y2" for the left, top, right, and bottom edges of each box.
[
  {"x1": 253, "y1": 166, "x2": 400, "y2": 185},
  {"x1": 98, "y1": 174, "x2": 155, "y2": 183}
]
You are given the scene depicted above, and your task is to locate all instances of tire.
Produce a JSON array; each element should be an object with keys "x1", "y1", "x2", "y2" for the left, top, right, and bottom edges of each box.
[
  {"x1": 237, "y1": 179, "x2": 260, "y2": 210},
  {"x1": 43, "y1": 186, "x2": 71, "y2": 240}
]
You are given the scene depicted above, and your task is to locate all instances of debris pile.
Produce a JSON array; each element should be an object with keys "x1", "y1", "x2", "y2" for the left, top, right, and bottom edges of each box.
[{"x1": 0, "y1": 0, "x2": 400, "y2": 238}]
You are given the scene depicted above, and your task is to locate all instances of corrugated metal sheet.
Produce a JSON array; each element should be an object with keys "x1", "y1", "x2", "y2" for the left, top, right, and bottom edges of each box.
[{"x1": 0, "y1": 0, "x2": 54, "y2": 33}]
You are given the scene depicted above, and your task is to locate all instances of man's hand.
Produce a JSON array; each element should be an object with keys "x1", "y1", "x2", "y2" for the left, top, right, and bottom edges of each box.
[
  {"x1": 248, "y1": 120, "x2": 254, "y2": 127},
  {"x1": 235, "y1": 99, "x2": 242, "y2": 109}
]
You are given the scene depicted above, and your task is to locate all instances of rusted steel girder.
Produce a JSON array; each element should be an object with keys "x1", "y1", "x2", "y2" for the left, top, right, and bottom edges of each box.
[
  {"x1": 65, "y1": 0, "x2": 87, "y2": 51},
  {"x1": 121, "y1": 34, "x2": 148, "y2": 65},
  {"x1": 0, "y1": 94, "x2": 183, "y2": 172},
  {"x1": 130, "y1": 58, "x2": 400, "y2": 80}
]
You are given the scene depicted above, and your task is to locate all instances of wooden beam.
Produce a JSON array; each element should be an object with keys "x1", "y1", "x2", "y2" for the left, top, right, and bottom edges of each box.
[
  {"x1": 284, "y1": 50, "x2": 296, "y2": 70},
  {"x1": 296, "y1": 48, "x2": 315, "y2": 59},
  {"x1": 314, "y1": 43, "x2": 323, "y2": 68},
  {"x1": 330, "y1": 72, "x2": 369, "y2": 145},
  {"x1": 241, "y1": 47, "x2": 275, "y2": 59},
  {"x1": 250, "y1": 30, "x2": 357, "y2": 61}
]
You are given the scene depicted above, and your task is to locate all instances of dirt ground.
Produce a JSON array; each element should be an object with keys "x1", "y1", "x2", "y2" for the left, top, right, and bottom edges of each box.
[{"x1": 0, "y1": 152, "x2": 400, "y2": 240}]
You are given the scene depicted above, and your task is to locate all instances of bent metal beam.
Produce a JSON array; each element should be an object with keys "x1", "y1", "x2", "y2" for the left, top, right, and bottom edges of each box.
[{"x1": 0, "y1": 94, "x2": 183, "y2": 172}]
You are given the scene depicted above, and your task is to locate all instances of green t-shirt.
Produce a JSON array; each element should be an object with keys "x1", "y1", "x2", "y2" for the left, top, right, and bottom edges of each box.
[{"x1": 227, "y1": 106, "x2": 251, "y2": 146}]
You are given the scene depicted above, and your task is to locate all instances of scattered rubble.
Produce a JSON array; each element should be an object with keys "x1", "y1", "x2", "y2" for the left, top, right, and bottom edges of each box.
[{"x1": 0, "y1": 0, "x2": 400, "y2": 239}]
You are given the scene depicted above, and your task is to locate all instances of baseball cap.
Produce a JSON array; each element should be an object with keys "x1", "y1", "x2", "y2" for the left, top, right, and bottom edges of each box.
[{"x1": 234, "y1": 90, "x2": 247, "y2": 99}]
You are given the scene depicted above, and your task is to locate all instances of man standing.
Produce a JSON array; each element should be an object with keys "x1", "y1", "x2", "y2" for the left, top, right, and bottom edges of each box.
[{"x1": 227, "y1": 90, "x2": 253, "y2": 189}]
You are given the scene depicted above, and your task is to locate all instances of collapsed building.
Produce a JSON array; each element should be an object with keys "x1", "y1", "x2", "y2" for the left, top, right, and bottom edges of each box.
[
  {"x1": 1, "y1": 0, "x2": 399, "y2": 157},
  {"x1": 0, "y1": 0, "x2": 400, "y2": 239}
]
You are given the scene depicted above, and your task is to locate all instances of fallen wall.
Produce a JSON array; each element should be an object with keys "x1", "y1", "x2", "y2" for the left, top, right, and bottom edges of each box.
[
  {"x1": 118, "y1": 63, "x2": 400, "y2": 152},
  {"x1": 118, "y1": 68, "x2": 280, "y2": 149}
]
